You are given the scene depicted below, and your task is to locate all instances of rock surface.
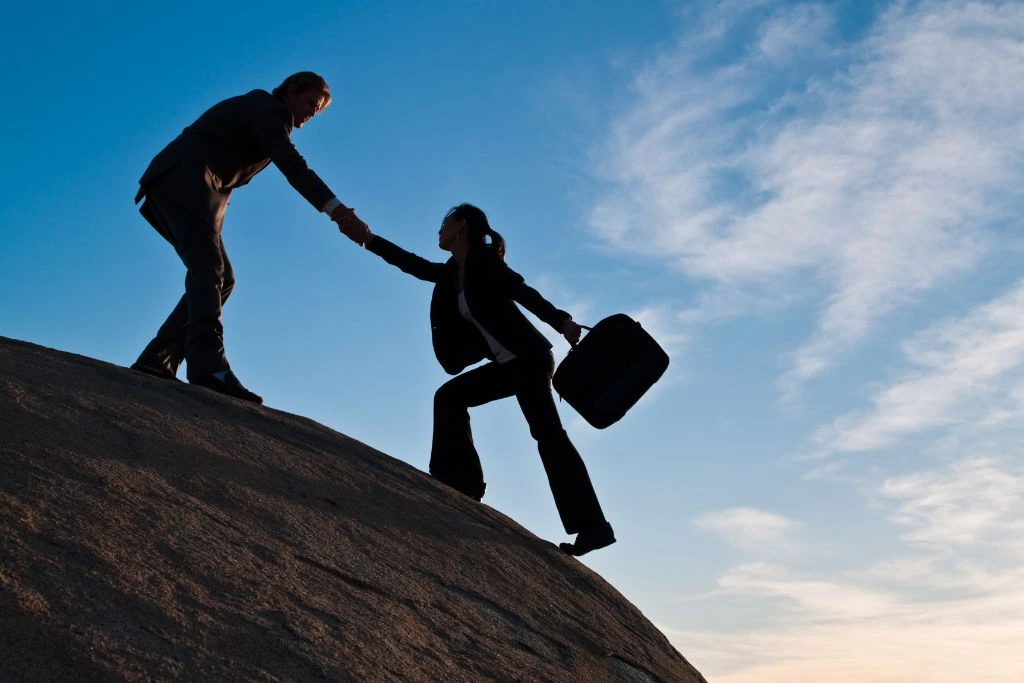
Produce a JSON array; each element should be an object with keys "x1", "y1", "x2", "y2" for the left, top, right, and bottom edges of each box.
[{"x1": 0, "y1": 337, "x2": 705, "y2": 682}]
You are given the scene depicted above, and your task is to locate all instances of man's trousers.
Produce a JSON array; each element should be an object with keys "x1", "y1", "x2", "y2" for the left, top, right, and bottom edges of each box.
[{"x1": 135, "y1": 190, "x2": 234, "y2": 378}]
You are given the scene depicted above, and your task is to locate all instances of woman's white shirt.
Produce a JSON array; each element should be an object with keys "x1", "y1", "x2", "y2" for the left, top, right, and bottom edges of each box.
[{"x1": 457, "y1": 291, "x2": 518, "y2": 364}]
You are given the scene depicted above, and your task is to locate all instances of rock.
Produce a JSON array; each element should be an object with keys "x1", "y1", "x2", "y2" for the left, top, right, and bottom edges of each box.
[{"x1": 0, "y1": 336, "x2": 705, "y2": 682}]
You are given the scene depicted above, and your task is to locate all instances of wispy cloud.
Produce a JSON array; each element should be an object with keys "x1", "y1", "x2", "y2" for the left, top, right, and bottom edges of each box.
[
  {"x1": 693, "y1": 507, "x2": 802, "y2": 555},
  {"x1": 628, "y1": 303, "x2": 689, "y2": 359},
  {"x1": 590, "y1": 4, "x2": 1024, "y2": 680},
  {"x1": 757, "y1": 4, "x2": 834, "y2": 64},
  {"x1": 671, "y1": 616, "x2": 1024, "y2": 683},
  {"x1": 671, "y1": 559, "x2": 1024, "y2": 682},
  {"x1": 676, "y1": 451, "x2": 1024, "y2": 682},
  {"x1": 588, "y1": 0, "x2": 1024, "y2": 398},
  {"x1": 879, "y1": 456, "x2": 1024, "y2": 547},
  {"x1": 715, "y1": 561, "x2": 896, "y2": 619},
  {"x1": 814, "y1": 279, "x2": 1024, "y2": 453}
]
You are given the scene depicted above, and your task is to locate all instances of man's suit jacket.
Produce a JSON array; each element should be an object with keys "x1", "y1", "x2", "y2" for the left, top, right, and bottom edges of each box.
[
  {"x1": 366, "y1": 236, "x2": 571, "y2": 375},
  {"x1": 135, "y1": 89, "x2": 335, "y2": 230}
]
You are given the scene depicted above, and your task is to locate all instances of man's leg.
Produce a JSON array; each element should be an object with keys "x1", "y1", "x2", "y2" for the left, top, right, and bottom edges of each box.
[
  {"x1": 430, "y1": 362, "x2": 517, "y2": 500},
  {"x1": 134, "y1": 294, "x2": 189, "y2": 379},
  {"x1": 134, "y1": 230, "x2": 235, "y2": 379},
  {"x1": 133, "y1": 196, "x2": 191, "y2": 379},
  {"x1": 133, "y1": 192, "x2": 259, "y2": 403},
  {"x1": 163, "y1": 202, "x2": 259, "y2": 403},
  {"x1": 138, "y1": 192, "x2": 231, "y2": 378}
]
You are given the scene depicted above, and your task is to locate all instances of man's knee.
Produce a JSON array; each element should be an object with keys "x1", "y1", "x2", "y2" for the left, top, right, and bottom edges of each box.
[
  {"x1": 185, "y1": 259, "x2": 227, "y2": 292},
  {"x1": 220, "y1": 268, "x2": 235, "y2": 301}
]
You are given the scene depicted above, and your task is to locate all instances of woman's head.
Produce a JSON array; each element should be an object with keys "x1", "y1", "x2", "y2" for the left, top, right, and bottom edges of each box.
[{"x1": 437, "y1": 203, "x2": 505, "y2": 259}]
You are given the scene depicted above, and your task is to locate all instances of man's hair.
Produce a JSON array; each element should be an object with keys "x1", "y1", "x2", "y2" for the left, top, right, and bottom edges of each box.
[{"x1": 272, "y1": 72, "x2": 332, "y2": 112}]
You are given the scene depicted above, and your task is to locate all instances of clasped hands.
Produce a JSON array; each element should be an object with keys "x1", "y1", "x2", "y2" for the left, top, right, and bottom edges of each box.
[{"x1": 331, "y1": 205, "x2": 372, "y2": 246}]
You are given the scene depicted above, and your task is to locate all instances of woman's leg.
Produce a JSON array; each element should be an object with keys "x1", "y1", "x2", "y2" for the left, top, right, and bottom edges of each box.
[
  {"x1": 513, "y1": 354, "x2": 608, "y2": 536},
  {"x1": 431, "y1": 361, "x2": 517, "y2": 500}
]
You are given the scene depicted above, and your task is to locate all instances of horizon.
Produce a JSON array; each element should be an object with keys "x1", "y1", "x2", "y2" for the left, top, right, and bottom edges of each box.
[{"x1": 2, "y1": 1, "x2": 1022, "y2": 680}]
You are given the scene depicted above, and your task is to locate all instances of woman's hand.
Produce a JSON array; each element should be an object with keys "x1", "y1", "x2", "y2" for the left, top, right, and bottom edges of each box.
[
  {"x1": 333, "y1": 206, "x2": 372, "y2": 246},
  {"x1": 561, "y1": 318, "x2": 583, "y2": 346}
]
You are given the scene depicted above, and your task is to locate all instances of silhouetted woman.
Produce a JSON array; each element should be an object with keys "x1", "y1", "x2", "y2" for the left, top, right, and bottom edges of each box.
[{"x1": 357, "y1": 204, "x2": 615, "y2": 556}]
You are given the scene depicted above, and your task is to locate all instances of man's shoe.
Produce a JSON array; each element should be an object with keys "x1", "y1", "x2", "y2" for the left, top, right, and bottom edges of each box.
[
  {"x1": 189, "y1": 370, "x2": 263, "y2": 405},
  {"x1": 559, "y1": 521, "x2": 616, "y2": 557},
  {"x1": 130, "y1": 361, "x2": 180, "y2": 382}
]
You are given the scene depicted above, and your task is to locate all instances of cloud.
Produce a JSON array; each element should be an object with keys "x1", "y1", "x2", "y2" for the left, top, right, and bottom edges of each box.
[
  {"x1": 878, "y1": 456, "x2": 1024, "y2": 547},
  {"x1": 588, "y1": 0, "x2": 1024, "y2": 398},
  {"x1": 676, "y1": 451, "x2": 1024, "y2": 681},
  {"x1": 670, "y1": 559, "x2": 1024, "y2": 682},
  {"x1": 861, "y1": 554, "x2": 1024, "y2": 593},
  {"x1": 757, "y1": 4, "x2": 834, "y2": 64},
  {"x1": 979, "y1": 382, "x2": 1024, "y2": 428},
  {"x1": 679, "y1": 455, "x2": 1024, "y2": 682},
  {"x1": 693, "y1": 508, "x2": 802, "y2": 554},
  {"x1": 590, "y1": 5, "x2": 1024, "y2": 679},
  {"x1": 628, "y1": 303, "x2": 689, "y2": 359},
  {"x1": 814, "y1": 279, "x2": 1024, "y2": 453},
  {"x1": 671, "y1": 617, "x2": 1024, "y2": 683},
  {"x1": 715, "y1": 561, "x2": 895, "y2": 619}
]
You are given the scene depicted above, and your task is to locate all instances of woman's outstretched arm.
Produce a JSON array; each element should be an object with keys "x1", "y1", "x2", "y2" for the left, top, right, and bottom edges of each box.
[{"x1": 357, "y1": 231, "x2": 447, "y2": 283}]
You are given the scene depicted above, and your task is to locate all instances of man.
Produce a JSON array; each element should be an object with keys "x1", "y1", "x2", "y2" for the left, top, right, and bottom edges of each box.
[{"x1": 132, "y1": 72, "x2": 365, "y2": 404}]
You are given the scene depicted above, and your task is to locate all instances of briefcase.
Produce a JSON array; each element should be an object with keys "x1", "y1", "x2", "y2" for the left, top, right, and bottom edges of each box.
[{"x1": 553, "y1": 314, "x2": 669, "y2": 428}]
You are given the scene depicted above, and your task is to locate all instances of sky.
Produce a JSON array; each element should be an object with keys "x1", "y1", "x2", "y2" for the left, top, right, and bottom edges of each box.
[{"x1": 2, "y1": 1, "x2": 1023, "y2": 680}]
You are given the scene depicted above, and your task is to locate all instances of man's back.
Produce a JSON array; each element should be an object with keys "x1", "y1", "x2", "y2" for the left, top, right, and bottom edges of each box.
[{"x1": 137, "y1": 88, "x2": 332, "y2": 229}]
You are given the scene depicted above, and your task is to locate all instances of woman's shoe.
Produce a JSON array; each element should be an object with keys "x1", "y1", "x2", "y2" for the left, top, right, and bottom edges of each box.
[{"x1": 560, "y1": 521, "x2": 616, "y2": 556}]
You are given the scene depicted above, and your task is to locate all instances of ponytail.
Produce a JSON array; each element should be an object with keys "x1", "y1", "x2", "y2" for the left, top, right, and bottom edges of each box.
[
  {"x1": 484, "y1": 227, "x2": 506, "y2": 260},
  {"x1": 445, "y1": 203, "x2": 506, "y2": 260}
]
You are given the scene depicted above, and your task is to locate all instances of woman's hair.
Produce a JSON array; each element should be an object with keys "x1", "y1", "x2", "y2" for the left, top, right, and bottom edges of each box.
[
  {"x1": 272, "y1": 72, "x2": 332, "y2": 112},
  {"x1": 445, "y1": 203, "x2": 506, "y2": 259}
]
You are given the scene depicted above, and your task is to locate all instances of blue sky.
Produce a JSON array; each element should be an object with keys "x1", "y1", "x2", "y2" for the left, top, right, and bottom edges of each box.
[{"x1": 3, "y1": 1, "x2": 1023, "y2": 680}]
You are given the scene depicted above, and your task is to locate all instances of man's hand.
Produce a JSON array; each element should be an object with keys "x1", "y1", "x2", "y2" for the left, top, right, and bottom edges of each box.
[
  {"x1": 329, "y1": 203, "x2": 355, "y2": 222},
  {"x1": 561, "y1": 318, "x2": 583, "y2": 346},
  {"x1": 331, "y1": 205, "x2": 371, "y2": 246},
  {"x1": 340, "y1": 218, "x2": 372, "y2": 246}
]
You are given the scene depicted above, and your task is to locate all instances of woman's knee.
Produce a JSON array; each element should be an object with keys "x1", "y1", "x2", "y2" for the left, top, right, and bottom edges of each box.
[
  {"x1": 532, "y1": 423, "x2": 569, "y2": 445},
  {"x1": 521, "y1": 351, "x2": 556, "y2": 379},
  {"x1": 433, "y1": 381, "x2": 463, "y2": 411}
]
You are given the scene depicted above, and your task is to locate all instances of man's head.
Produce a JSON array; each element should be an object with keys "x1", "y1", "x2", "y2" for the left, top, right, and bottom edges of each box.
[{"x1": 273, "y1": 72, "x2": 331, "y2": 129}]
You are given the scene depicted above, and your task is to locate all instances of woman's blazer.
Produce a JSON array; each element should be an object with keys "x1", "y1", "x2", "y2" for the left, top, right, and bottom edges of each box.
[{"x1": 366, "y1": 235, "x2": 571, "y2": 374}]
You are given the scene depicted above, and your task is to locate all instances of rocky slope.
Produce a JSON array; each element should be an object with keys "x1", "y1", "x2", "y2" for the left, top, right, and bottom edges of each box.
[{"x1": 0, "y1": 336, "x2": 704, "y2": 682}]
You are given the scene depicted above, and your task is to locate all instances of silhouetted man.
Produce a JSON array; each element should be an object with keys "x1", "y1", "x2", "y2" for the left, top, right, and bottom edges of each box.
[{"x1": 132, "y1": 72, "x2": 365, "y2": 404}]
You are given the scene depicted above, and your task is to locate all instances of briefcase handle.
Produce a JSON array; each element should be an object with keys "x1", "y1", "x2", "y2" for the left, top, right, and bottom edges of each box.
[{"x1": 568, "y1": 323, "x2": 593, "y2": 350}]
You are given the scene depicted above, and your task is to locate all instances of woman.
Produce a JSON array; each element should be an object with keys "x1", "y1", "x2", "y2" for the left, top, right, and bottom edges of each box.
[{"x1": 355, "y1": 204, "x2": 615, "y2": 556}]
